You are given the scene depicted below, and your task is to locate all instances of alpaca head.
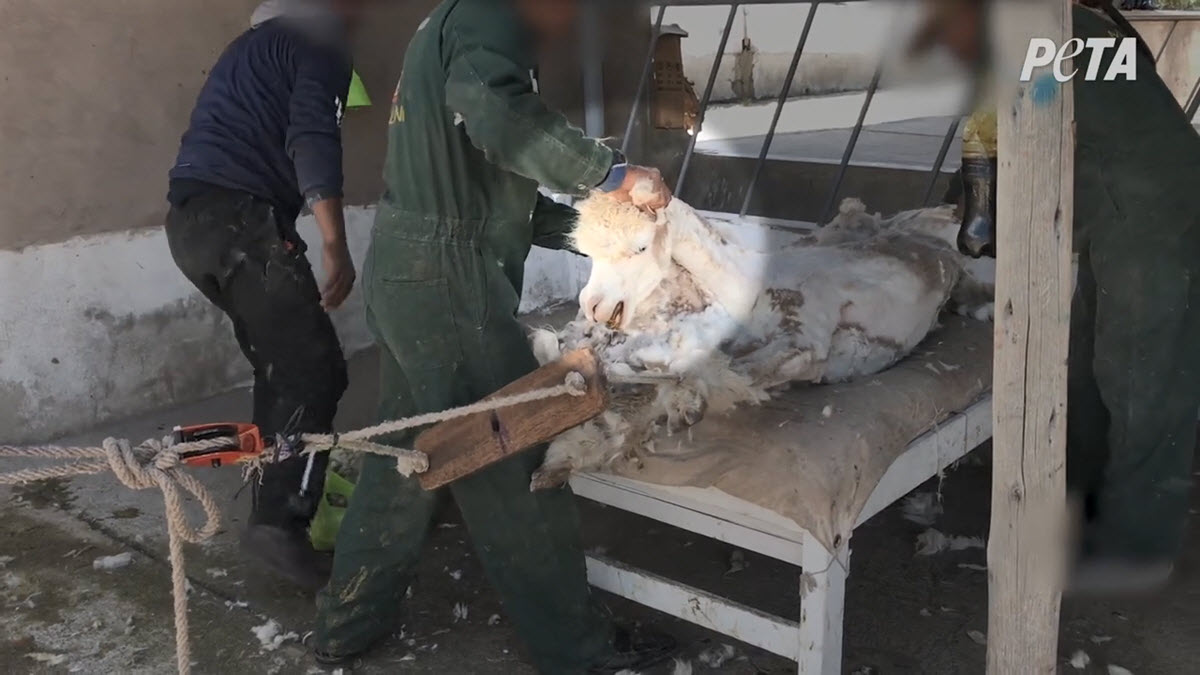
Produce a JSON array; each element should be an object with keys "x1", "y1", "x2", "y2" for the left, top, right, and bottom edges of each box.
[{"x1": 572, "y1": 189, "x2": 674, "y2": 331}]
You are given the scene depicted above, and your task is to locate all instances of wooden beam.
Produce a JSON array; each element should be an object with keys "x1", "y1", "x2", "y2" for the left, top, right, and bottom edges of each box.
[
  {"x1": 987, "y1": 2, "x2": 1074, "y2": 673},
  {"x1": 414, "y1": 349, "x2": 608, "y2": 490}
]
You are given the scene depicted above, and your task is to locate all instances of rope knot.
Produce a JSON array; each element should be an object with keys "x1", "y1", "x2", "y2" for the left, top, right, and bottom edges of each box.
[
  {"x1": 102, "y1": 437, "x2": 155, "y2": 490},
  {"x1": 154, "y1": 448, "x2": 182, "y2": 471},
  {"x1": 564, "y1": 371, "x2": 588, "y2": 397}
]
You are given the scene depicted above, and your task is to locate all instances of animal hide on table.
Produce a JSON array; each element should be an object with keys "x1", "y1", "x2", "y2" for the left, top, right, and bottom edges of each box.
[{"x1": 529, "y1": 193, "x2": 993, "y2": 490}]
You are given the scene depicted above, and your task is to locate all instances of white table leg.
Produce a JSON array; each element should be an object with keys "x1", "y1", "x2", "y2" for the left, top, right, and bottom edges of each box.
[{"x1": 797, "y1": 531, "x2": 849, "y2": 675}]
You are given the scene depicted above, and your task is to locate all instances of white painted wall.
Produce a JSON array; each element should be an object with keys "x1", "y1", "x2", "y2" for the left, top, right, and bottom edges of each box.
[{"x1": 0, "y1": 206, "x2": 588, "y2": 443}]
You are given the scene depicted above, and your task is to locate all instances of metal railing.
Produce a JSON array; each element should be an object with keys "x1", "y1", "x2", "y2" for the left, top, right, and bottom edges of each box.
[
  {"x1": 610, "y1": 0, "x2": 963, "y2": 226},
  {"x1": 606, "y1": 2, "x2": 1200, "y2": 226}
]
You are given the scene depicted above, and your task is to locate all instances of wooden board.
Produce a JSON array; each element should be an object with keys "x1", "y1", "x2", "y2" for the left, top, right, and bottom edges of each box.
[
  {"x1": 987, "y1": 2, "x2": 1073, "y2": 673},
  {"x1": 414, "y1": 349, "x2": 609, "y2": 490}
]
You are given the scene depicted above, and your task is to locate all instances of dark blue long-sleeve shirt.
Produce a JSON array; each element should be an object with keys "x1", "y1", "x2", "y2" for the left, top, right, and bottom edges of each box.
[{"x1": 169, "y1": 17, "x2": 350, "y2": 223}]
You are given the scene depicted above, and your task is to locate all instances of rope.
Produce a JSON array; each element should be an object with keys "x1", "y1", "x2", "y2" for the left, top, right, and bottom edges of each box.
[
  {"x1": 0, "y1": 371, "x2": 589, "y2": 675},
  {"x1": 0, "y1": 437, "x2": 221, "y2": 674},
  {"x1": 298, "y1": 369, "x2": 589, "y2": 475}
]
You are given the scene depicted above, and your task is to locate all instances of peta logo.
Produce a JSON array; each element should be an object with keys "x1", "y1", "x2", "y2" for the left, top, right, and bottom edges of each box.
[{"x1": 1019, "y1": 38, "x2": 1138, "y2": 82}]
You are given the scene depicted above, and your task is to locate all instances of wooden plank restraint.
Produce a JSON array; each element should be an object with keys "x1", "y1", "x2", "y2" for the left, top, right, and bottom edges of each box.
[
  {"x1": 415, "y1": 349, "x2": 609, "y2": 490},
  {"x1": 987, "y1": 1, "x2": 1074, "y2": 673}
]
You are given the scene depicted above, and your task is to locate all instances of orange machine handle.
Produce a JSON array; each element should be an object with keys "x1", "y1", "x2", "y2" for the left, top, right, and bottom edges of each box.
[{"x1": 174, "y1": 423, "x2": 265, "y2": 468}]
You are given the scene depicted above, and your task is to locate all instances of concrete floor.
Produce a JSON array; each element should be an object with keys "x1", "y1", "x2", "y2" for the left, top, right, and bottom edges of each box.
[{"x1": 3, "y1": 347, "x2": 1200, "y2": 674}]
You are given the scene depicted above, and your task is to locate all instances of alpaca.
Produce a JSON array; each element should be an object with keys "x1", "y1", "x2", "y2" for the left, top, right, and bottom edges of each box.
[{"x1": 528, "y1": 192, "x2": 993, "y2": 489}]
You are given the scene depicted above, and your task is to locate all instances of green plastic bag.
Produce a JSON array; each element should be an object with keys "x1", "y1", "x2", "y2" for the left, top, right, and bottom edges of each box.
[
  {"x1": 347, "y1": 70, "x2": 371, "y2": 108},
  {"x1": 309, "y1": 469, "x2": 355, "y2": 552}
]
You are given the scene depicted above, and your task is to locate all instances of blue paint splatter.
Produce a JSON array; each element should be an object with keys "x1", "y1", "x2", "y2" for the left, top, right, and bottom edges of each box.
[{"x1": 1030, "y1": 74, "x2": 1059, "y2": 107}]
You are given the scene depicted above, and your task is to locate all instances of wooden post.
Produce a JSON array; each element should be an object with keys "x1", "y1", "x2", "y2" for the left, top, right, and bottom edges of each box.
[{"x1": 987, "y1": 1, "x2": 1074, "y2": 673}]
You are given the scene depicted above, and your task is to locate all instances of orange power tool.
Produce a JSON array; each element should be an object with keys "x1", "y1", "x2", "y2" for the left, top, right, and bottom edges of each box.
[{"x1": 171, "y1": 423, "x2": 266, "y2": 468}]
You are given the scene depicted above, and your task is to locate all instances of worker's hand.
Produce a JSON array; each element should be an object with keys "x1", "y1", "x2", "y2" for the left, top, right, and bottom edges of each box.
[
  {"x1": 612, "y1": 166, "x2": 672, "y2": 213},
  {"x1": 321, "y1": 240, "x2": 356, "y2": 310}
]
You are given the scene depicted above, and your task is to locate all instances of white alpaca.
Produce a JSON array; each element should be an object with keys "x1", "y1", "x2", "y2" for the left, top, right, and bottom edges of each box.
[{"x1": 529, "y1": 192, "x2": 993, "y2": 489}]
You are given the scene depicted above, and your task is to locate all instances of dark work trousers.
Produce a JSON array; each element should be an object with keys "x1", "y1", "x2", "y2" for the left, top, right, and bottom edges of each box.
[
  {"x1": 1066, "y1": 208, "x2": 1200, "y2": 560},
  {"x1": 165, "y1": 186, "x2": 348, "y2": 531}
]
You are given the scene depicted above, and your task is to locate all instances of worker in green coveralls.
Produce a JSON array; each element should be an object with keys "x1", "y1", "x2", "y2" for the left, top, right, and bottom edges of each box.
[
  {"x1": 312, "y1": 0, "x2": 677, "y2": 671},
  {"x1": 915, "y1": 0, "x2": 1200, "y2": 593}
]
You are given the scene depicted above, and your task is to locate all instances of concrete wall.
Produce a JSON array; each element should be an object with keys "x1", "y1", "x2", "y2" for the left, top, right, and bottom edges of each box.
[
  {"x1": 1128, "y1": 11, "x2": 1200, "y2": 120},
  {"x1": 0, "y1": 1, "x2": 644, "y2": 443},
  {"x1": 0, "y1": 0, "x2": 446, "y2": 251}
]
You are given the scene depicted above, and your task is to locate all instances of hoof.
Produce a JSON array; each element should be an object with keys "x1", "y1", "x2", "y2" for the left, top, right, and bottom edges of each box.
[
  {"x1": 680, "y1": 395, "x2": 707, "y2": 428},
  {"x1": 530, "y1": 466, "x2": 572, "y2": 491}
]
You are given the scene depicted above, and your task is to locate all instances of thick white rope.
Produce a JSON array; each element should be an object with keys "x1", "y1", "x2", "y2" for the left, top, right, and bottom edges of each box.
[{"x1": 0, "y1": 371, "x2": 589, "y2": 675}]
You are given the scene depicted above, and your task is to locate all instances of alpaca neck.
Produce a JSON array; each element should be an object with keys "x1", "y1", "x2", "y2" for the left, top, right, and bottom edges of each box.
[{"x1": 665, "y1": 202, "x2": 758, "y2": 316}]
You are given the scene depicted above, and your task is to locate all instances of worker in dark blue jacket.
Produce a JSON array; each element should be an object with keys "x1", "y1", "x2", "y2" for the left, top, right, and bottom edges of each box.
[{"x1": 165, "y1": 0, "x2": 366, "y2": 590}]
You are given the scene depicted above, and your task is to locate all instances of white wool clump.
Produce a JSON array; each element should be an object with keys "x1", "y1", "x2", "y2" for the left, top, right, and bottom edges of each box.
[
  {"x1": 915, "y1": 528, "x2": 985, "y2": 555},
  {"x1": 93, "y1": 552, "x2": 134, "y2": 571},
  {"x1": 252, "y1": 620, "x2": 298, "y2": 651},
  {"x1": 1069, "y1": 650, "x2": 1091, "y2": 669}
]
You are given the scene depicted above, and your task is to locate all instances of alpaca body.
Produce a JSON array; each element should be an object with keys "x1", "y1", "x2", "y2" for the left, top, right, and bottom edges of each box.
[{"x1": 529, "y1": 195, "x2": 992, "y2": 489}]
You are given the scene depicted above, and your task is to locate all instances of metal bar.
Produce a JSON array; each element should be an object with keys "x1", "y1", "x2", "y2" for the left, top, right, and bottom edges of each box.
[
  {"x1": 739, "y1": 0, "x2": 822, "y2": 218},
  {"x1": 580, "y1": 0, "x2": 606, "y2": 138},
  {"x1": 922, "y1": 117, "x2": 961, "y2": 206},
  {"x1": 659, "y1": 0, "x2": 864, "y2": 5},
  {"x1": 621, "y1": 5, "x2": 668, "y2": 156},
  {"x1": 1186, "y1": 74, "x2": 1200, "y2": 121},
  {"x1": 1154, "y1": 20, "x2": 1179, "y2": 63},
  {"x1": 819, "y1": 59, "x2": 883, "y2": 224},
  {"x1": 674, "y1": 3, "x2": 740, "y2": 195},
  {"x1": 585, "y1": 555, "x2": 804, "y2": 661}
]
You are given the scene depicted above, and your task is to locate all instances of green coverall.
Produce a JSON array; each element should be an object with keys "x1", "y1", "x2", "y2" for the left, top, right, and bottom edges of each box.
[
  {"x1": 313, "y1": 0, "x2": 618, "y2": 670},
  {"x1": 1065, "y1": 7, "x2": 1200, "y2": 560}
]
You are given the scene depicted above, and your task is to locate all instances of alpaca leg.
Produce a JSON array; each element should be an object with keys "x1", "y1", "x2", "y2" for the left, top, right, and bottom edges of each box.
[
  {"x1": 653, "y1": 380, "x2": 709, "y2": 433},
  {"x1": 950, "y1": 275, "x2": 995, "y2": 322},
  {"x1": 530, "y1": 412, "x2": 632, "y2": 490},
  {"x1": 531, "y1": 424, "x2": 600, "y2": 490},
  {"x1": 737, "y1": 335, "x2": 829, "y2": 387},
  {"x1": 529, "y1": 328, "x2": 564, "y2": 365}
]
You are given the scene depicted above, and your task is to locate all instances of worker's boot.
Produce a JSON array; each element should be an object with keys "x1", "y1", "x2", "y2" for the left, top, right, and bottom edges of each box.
[
  {"x1": 1067, "y1": 556, "x2": 1174, "y2": 596},
  {"x1": 242, "y1": 523, "x2": 332, "y2": 592},
  {"x1": 243, "y1": 452, "x2": 332, "y2": 592},
  {"x1": 957, "y1": 110, "x2": 998, "y2": 258},
  {"x1": 1064, "y1": 488, "x2": 1176, "y2": 597}
]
